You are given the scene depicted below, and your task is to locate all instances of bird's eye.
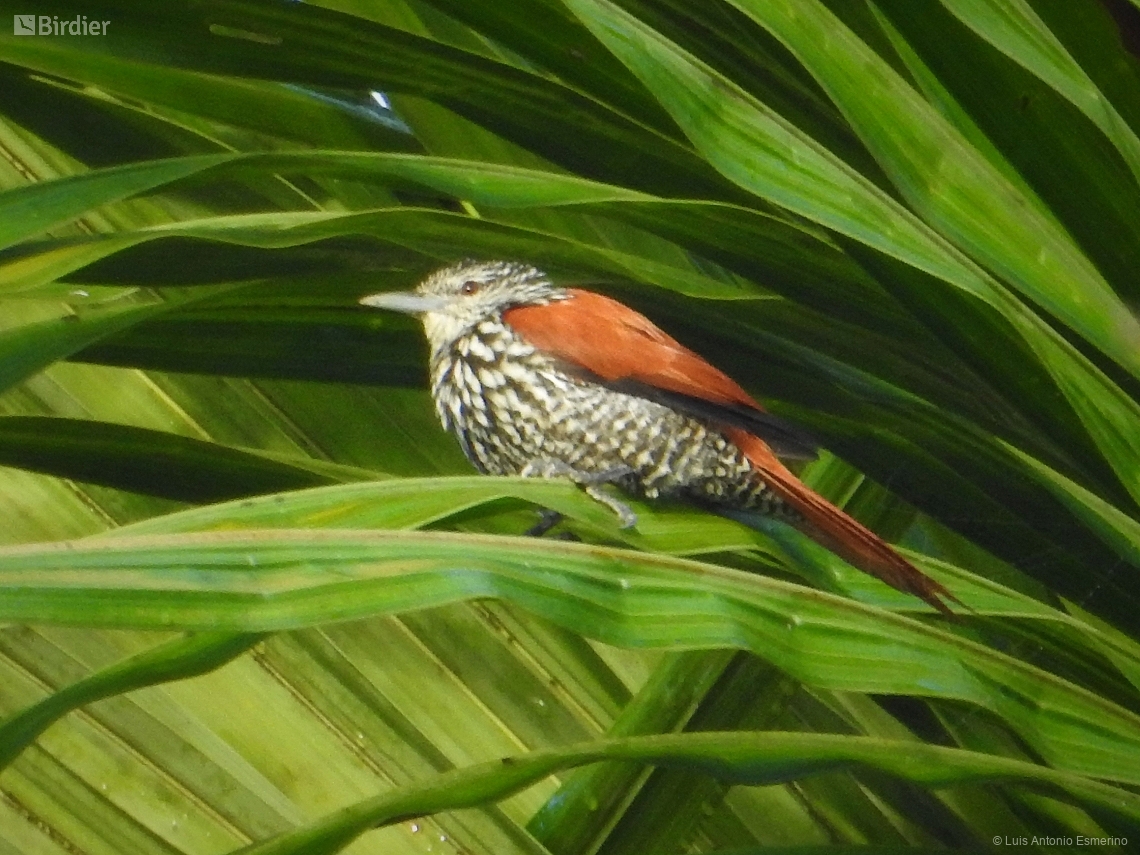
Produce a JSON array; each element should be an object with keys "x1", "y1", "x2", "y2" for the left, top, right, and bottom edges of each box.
[{"x1": 460, "y1": 280, "x2": 482, "y2": 296}]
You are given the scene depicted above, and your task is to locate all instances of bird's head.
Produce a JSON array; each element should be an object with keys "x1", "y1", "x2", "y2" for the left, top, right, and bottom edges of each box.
[{"x1": 360, "y1": 260, "x2": 564, "y2": 353}]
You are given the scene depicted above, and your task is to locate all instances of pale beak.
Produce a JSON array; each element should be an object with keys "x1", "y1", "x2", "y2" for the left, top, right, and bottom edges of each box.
[{"x1": 359, "y1": 291, "x2": 451, "y2": 315}]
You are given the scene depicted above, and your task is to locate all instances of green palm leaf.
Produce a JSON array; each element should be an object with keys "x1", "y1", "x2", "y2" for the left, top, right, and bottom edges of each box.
[{"x1": 1, "y1": 0, "x2": 1138, "y2": 851}]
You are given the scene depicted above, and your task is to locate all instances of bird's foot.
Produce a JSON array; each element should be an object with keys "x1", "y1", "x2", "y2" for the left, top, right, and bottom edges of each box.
[
  {"x1": 519, "y1": 459, "x2": 638, "y2": 529},
  {"x1": 525, "y1": 509, "x2": 564, "y2": 538},
  {"x1": 584, "y1": 484, "x2": 638, "y2": 529},
  {"x1": 523, "y1": 510, "x2": 581, "y2": 540}
]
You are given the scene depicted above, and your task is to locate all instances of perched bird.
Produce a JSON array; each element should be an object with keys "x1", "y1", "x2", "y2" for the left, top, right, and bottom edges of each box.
[{"x1": 361, "y1": 260, "x2": 956, "y2": 614}]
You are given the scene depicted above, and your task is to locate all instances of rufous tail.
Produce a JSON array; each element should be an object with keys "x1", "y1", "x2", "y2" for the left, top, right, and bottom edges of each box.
[{"x1": 726, "y1": 429, "x2": 959, "y2": 616}]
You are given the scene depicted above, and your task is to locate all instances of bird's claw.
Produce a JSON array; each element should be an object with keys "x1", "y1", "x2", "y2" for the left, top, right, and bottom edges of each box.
[{"x1": 585, "y1": 485, "x2": 638, "y2": 529}]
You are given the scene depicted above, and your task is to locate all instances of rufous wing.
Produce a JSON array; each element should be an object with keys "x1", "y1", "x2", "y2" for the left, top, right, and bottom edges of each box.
[
  {"x1": 505, "y1": 289, "x2": 816, "y2": 458},
  {"x1": 506, "y1": 289, "x2": 757, "y2": 405}
]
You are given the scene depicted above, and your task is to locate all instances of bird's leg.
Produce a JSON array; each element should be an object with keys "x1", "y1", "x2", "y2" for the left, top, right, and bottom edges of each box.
[
  {"x1": 584, "y1": 484, "x2": 639, "y2": 530},
  {"x1": 525, "y1": 509, "x2": 564, "y2": 538},
  {"x1": 519, "y1": 459, "x2": 639, "y2": 529}
]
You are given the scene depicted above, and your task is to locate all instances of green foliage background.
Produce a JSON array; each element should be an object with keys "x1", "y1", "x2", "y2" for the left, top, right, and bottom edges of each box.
[{"x1": 1, "y1": 0, "x2": 1139, "y2": 852}]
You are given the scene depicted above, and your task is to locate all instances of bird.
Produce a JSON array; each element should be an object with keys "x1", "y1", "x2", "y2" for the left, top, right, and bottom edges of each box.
[{"x1": 360, "y1": 259, "x2": 957, "y2": 614}]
